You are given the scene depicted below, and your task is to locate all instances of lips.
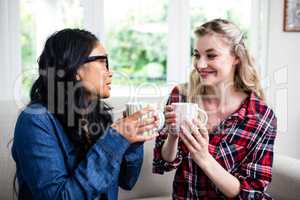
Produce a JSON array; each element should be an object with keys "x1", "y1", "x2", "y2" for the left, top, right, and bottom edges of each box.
[
  {"x1": 199, "y1": 70, "x2": 216, "y2": 77},
  {"x1": 106, "y1": 82, "x2": 112, "y2": 90}
]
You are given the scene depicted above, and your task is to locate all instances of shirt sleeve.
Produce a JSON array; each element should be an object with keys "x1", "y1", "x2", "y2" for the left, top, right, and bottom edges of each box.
[
  {"x1": 152, "y1": 86, "x2": 185, "y2": 174},
  {"x1": 12, "y1": 111, "x2": 130, "y2": 200},
  {"x1": 118, "y1": 143, "x2": 144, "y2": 190},
  {"x1": 152, "y1": 126, "x2": 184, "y2": 174},
  {"x1": 233, "y1": 111, "x2": 277, "y2": 200}
]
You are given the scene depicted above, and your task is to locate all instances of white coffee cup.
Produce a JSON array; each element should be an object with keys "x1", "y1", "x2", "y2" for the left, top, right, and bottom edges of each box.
[
  {"x1": 171, "y1": 102, "x2": 208, "y2": 133},
  {"x1": 125, "y1": 102, "x2": 165, "y2": 135}
]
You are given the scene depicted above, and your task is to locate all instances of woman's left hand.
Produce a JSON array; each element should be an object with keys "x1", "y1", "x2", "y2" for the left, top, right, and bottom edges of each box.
[{"x1": 179, "y1": 118, "x2": 212, "y2": 168}]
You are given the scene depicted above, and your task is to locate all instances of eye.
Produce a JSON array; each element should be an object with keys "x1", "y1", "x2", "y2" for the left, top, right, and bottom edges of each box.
[
  {"x1": 192, "y1": 52, "x2": 200, "y2": 59},
  {"x1": 96, "y1": 59, "x2": 106, "y2": 64},
  {"x1": 207, "y1": 54, "x2": 217, "y2": 59}
]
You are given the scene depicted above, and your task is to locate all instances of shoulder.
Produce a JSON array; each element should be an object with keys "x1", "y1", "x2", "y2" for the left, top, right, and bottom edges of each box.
[
  {"x1": 170, "y1": 86, "x2": 180, "y2": 96},
  {"x1": 243, "y1": 92, "x2": 277, "y2": 136},
  {"x1": 250, "y1": 93, "x2": 276, "y2": 124},
  {"x1": 228, "y1": 93, "x2": 277, "y2": 150},
  {"x1": 18, "y1": 103, "x2": 52, "y2": 124},
  {"x1": 14, "y1": 103, "x2": 58, "y2": 139},
  {"x1": 12, "y1": 104, "x2": 66, "y2": 162},
  {"x1": 167, "y1": 84, "x2": 187, "y2": 104}
]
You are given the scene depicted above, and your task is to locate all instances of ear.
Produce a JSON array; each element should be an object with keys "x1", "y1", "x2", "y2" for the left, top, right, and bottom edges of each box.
[
  {"x1": 233, "y1": 56, "x2": 240, "y2": 66},
  {"x1": 76, "y1": 68, "x2": 84, "y2": 81},
  {"x1": 76, "y1": 74, "x2": 81, "y2": 81}
]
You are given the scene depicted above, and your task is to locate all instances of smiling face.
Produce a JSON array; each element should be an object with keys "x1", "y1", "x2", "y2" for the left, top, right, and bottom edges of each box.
[
  {"x1": 76, "y1": 42, "x2": 112, "y2": 98},
  {"x1": 193, "y1": 33, "x2": 239, "y2": 87}
]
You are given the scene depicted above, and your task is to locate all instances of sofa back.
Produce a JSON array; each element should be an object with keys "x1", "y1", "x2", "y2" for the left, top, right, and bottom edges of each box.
[
  {"x1": 1, "y1": 99, "x2": 300, "y2": 200},
  {"x1": 119, "y1": 140, "x2": 174, "y2": 199},
  {"x1": 0, "y1": 100, "x2": 19, "y2": 200}
]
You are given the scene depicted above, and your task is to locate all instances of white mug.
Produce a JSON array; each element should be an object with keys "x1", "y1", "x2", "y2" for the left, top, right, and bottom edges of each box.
[
  {"x1": 125, "y1": 102, "x2": 165, "y2": 135},
  {"x1": 171, "y1": 102, "x2": 208, "y2": 133}
]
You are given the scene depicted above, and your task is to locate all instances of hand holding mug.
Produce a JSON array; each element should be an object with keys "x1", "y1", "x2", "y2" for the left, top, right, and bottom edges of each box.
[
  {"x1": 111, "y1": 107, "x2": 159, "y2": 143},
  {"x1": 165, "y1": 102, "x2": 208, "y2": 136},
  {"x1": 179, "y1": 118, "x2": 211, "y2": 168},
  {"x1": 164, "y1": 105, "x2": 179, "y2": 137},
  {"x1": 125, "y1": 102, "x2": 165, "y2": 136}
]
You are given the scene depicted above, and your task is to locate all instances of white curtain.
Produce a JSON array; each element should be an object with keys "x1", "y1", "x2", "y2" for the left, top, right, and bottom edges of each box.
[
  {"x1": 251, "y1": 0, "x2": 270, "y2": 79},
  {"x1": 83, "y1": 0, "x2": 104, "y2": 42},
  {"x1": 167, "y1": 0, "x2": 191, "y2": 84},
  {"x1": 0, "y1": 0, "x2": 21, "y2": 101}
]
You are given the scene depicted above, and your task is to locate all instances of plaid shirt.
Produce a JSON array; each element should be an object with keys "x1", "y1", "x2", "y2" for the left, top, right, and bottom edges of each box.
[{"x1": 153, "y1": 87, "x2": 277, "y2": 200}]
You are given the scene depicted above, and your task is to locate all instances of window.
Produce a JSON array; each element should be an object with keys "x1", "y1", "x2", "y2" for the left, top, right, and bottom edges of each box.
[
  {"x1": 19, "y1": 0, "x2": 264, "y2": 98},
  {"x1": 190, "y1": 0, "x2": 251, "y2": 33},
  {"x1": 104, "y1": 0, "x2": 168, "y2": 96},
  {"x1": 20, "y1": 0, "x2": 84, "y2": 98},
  {"x1": 189, "y1": 0, "x2": 268, "y2": 79},
  {"x1": 190, "y1": 0, "x2": 252, "y2": 51}
]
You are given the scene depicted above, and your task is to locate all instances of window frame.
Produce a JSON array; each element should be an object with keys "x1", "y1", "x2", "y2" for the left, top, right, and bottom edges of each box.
[
  {"x1": 14, "y1": 0, "x2": 270, "y2": 99},
  {"x1": 83, "y1": 0, "x2": 270, "y2": 97}
]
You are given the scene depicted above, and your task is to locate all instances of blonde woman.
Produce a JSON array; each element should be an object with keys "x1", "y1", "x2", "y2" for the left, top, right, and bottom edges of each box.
[{"x1": 153, "y1": 19, "x2": 277, "y2": 199}]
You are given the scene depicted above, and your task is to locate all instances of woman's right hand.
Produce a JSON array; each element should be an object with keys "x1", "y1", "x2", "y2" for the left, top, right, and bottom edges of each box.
[
  {"x1": 161, "y1": 105, "x2": 179, "y2": 162},
  {"x1": 111, "y1": 107, "x2": 159, "y2": 143},
  {"x1": 164, "y1": 105, "x2": 179, "y2": 138}
]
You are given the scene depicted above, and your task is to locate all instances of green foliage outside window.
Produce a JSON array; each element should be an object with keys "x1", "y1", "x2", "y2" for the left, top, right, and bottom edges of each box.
[
  {"x1": 106, "y1": 19, "x2": 167, "y2": 85},
  {"x1": 20, "y1": 2, "x2": 37, "y2": 97},
  {"x1": 105, "y1": 1, "x2": 168, "y2": 86},
  {"x1": 20, "y1": 1, "x2": 249, "y2": 94}
]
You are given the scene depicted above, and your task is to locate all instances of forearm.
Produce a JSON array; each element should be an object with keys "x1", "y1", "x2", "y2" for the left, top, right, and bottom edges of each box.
[
  {"x1": 161, "y1": 134, "x2": 179, "y2": 162},
  {"x1": 200, "y1": 155, "x2": 240, "y2": 198}
]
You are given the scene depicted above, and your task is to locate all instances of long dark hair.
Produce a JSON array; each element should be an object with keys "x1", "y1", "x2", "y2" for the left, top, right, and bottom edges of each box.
[{"x1": 30, "y1": 28, "x2": 113, "y2": 160}]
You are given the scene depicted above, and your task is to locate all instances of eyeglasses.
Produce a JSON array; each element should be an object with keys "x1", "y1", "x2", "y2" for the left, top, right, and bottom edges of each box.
[{"x1": 82, "y1": 55, "x2": 109, "y2": 70}]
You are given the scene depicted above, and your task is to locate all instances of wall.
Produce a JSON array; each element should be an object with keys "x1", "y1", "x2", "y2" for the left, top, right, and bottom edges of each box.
[
  {"x1": 267, "y1": 0, "x2": 300, "y2": 159},
  {"x1": 0, "y1": 101, "x2": 18, "y2": 200},
  {"x1": 0, "y1": 0, "x2": 21, "y2": 101}
]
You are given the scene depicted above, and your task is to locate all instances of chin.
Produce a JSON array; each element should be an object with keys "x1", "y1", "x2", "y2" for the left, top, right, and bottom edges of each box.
[
  {"x1": 201, "y1": 78, "x2": 214, "y2": 85},
  {"x1": 100, "y1": 91, "x2": 110, "y2": 99}
]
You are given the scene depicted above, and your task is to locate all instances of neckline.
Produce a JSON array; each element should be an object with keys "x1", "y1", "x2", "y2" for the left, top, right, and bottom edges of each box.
[{"x1": 207, "y1": 93, "x2": 250, "y2": 135}]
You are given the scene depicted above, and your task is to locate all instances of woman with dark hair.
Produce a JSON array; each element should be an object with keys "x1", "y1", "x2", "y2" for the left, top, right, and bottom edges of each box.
[{"x1": 12, "y1": 28, "x2": 158, "y2": 200}]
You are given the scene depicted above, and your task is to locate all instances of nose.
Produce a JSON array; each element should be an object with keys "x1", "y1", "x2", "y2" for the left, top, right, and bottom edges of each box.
[
  {"x1": 196, "y1": 57, "x2": 208, "y2": 69},
  {"x1": 108, "y1": 70, "x2": 113, "y2": 78}
]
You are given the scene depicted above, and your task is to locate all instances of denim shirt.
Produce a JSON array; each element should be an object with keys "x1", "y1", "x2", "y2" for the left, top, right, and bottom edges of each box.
[{"x1": 12, "y1": 103, "x2": 144, "y2": 200}]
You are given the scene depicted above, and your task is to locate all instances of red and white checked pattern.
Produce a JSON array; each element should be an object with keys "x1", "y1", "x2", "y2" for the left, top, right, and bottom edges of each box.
[{"x1": 153, "y1": 87, "x2": 277, "y2": 200}]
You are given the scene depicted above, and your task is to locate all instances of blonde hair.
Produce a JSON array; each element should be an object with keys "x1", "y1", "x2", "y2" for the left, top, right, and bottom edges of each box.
[{"x1": 179, "y1": 19, "x2": 265, "y2": 102}]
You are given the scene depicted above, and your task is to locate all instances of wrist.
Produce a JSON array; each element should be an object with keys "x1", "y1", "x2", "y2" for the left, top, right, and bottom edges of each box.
[
  {"x1": 197, "y1": 154, "x2": 214, "y2": 172},
  {"x1": 167, "y1": 133, "x2": 179, "y2": 141},
  {"x1": 111, "y1": 124, "x2": 123, "y2": 137},
  {"x1": 162, "y1": 134, "x2": 178, "y2": 162}
]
